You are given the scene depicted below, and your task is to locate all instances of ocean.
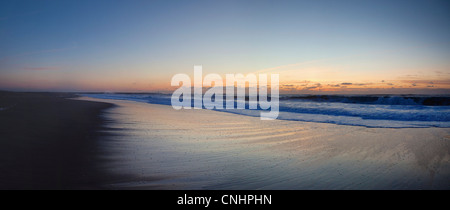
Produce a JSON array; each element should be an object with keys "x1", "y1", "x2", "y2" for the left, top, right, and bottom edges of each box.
[{"x1": 83, "y1": 93, "x2": 450, "y2": 128}]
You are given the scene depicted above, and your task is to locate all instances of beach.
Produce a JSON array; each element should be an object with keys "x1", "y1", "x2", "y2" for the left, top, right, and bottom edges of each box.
[
  {"x1": 0, "y1": 92, "x2": 113, "y2": 189},
  {"x1": 81, "y1": 97, "x2": 450, "y2": 190},
  {"x1": 2, "y1": 0, "x2": 450, "y2": 193},
  {"x1": 1, "y1": 92, "x2": 449, "y2": 189}
]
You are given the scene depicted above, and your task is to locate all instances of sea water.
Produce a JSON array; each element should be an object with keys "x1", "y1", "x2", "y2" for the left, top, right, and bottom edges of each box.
[{"x1": 83, "y1": 93, "x2": 450, "y2": 128}]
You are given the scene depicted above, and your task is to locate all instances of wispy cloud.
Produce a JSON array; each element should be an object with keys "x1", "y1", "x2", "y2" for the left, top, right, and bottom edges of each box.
[
  {"x1": 401, "y1": 80, "x2": 450, "y2": 85},
  {"x1": 354, "y1": 83, "x2": 370, "y2": 86}
]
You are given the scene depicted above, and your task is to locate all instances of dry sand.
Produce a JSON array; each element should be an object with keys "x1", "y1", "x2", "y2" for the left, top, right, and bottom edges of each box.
[{"x1": 81, "y1": 97, "x2": 450, "y2": 190}]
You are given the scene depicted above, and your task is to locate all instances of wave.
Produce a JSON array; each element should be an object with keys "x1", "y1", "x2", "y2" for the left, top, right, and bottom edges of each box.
[
  {"x1": 82, "y1": 93, "x2": 450, "y2": 128},
  {"x1": 280, "y1": 95, "x2": 450, "y2": 106}
]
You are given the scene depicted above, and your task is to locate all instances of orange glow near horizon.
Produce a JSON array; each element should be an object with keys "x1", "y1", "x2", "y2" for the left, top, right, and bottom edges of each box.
[{"x1": 2, "y1": 64, "x2": 448, "y2": 94}]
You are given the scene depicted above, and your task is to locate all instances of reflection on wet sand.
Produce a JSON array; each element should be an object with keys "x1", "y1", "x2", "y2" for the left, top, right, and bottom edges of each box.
[{"x1": 81, "y1": 97, "x2": 450, "y2": 190}]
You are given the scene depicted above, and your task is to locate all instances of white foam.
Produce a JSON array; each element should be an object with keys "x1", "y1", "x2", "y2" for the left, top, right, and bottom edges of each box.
[{"x1": 83, "y1": 93, "x2": 450, "y2": 128}]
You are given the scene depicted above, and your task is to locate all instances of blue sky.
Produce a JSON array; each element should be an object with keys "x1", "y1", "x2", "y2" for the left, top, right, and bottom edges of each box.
[{"x1": 0, "y1": 0, "x2": 449, "y2": 92}]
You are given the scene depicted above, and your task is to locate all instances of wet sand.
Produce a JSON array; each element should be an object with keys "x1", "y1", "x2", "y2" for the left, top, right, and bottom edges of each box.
[
  {"x1": 83, "y1": 97, "x2": 450, "y2": 190},
  {"x1": 1, "y1": 91, "x2": 448, "y2": 189},
  {"x1": 0, "y1": 92, "x2": 114, "y2": 189}
]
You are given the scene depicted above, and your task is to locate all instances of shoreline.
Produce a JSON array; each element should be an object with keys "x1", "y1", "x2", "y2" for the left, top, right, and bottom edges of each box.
[
  {"x1": 81, "y1": 97, "x2": 450, "y2": 189},
  {"x1": 0, "y1": 92, "x2": 114, "y2": 189},
  {"x1": 1, "y1": 92, "x2": 449, "y2": 189}
]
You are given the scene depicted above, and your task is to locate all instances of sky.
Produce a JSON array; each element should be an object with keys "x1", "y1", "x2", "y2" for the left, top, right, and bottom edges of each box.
[{"x1": 0, "y1": 0, "x2": 449, "y2": 94}]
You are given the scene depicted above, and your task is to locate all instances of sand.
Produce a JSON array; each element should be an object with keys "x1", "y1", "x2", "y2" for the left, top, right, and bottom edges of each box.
[
  {"x1": 80, "y1": 97, "x2": 450, "y2": 190},
  {"x1": 1, "y1": 91, "x2": 448, "y2": 189},
  {"x1": 0, "y1": 92, "x2": 114, "y2": 189}
]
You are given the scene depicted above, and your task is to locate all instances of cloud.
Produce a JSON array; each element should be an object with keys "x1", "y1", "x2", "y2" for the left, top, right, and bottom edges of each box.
[
  {"x1": 404, "y1": 74, "x2": 419, "y2": 78},
  {"x1": 341, "y1": 82, "x2": 352, "y2": 85},
  {"x1": 302, "y1": 83, "x2": 322, "y2": 90},
  {"x1": 353, "y1": 83, "x2": 369, "y2": 86},
  {"x1": 402, "y1": 80, "x2": 450, "y2": 85},
  {"x1": 302, "y1": 86, "x2": 316, "y2": 90},
  {"x1": 291, "y1": 80, "x2": 311, "y2": 84}
]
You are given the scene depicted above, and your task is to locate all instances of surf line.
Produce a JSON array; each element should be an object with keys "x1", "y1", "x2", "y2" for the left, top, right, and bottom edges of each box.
[{"x1": 170, "y1": 65, "x2": 279, "y2": 120}]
